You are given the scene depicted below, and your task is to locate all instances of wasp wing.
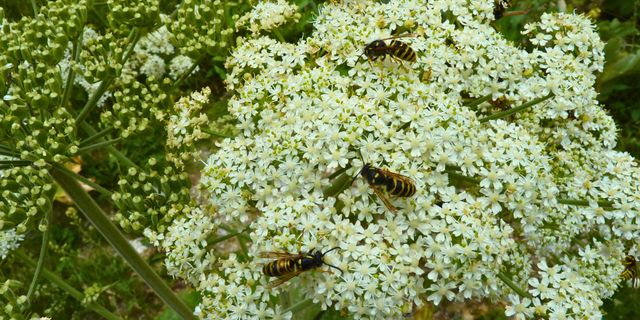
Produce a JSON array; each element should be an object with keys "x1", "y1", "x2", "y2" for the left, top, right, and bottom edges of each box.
[
  {"x1": 379, "y1": 33, "x2": 417, "y2": 41},
  {"x1": 376, "y1": 168, "x2": 416, "y2": 185},
  {"x1": 266, "y1": 269, "x2": 303, "y2": 289},
  {"x1": 258, "y1": 252, "x2": 300, "y2": 259},
  {"x1": 371, "y1": 185, "x2": 397, "y2": 213}
]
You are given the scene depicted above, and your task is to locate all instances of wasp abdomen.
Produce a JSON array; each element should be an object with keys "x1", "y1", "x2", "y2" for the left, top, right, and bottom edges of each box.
[
  {"x1": 385, "y1": 177, "x2": 416, "y2": 197},
  {"x1": 389, "y1": 40, "x2": 416, "y2": 62},
  {"x1": 263, "y1": 258, "x2": 299, "y2": 277}
]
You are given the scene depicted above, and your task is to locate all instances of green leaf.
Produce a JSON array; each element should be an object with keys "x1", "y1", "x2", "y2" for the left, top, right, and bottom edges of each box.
[
  {"x1": 598, "y1": 19, "x2": 639, "y2": 41},
  {"x1": 600, "y1": 53, "x2": 640, "y2": 83}
]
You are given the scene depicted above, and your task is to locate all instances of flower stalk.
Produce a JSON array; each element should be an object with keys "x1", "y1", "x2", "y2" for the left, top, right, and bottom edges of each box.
[
  {"x1": 49, "y1": 165, "x2": 196, "y2": 320},
  {"x1": 77, "y1": 138, "x2": 122, "y2": 154},
  {"x1": 283, "y1": 298, "x2": 314, "y2": 314},
  {"x1": 61, "y1": 29, "x2": 83, "y2": 110},
  {"x1": 557, "y1": 198, "x2": 614, "y2": 208},
  {"x1": 51, "y1": 163, "x2": 112, "y2": 197},
  {"x1": 323, "y1": 172, "x2": 354, "y2": 199},
  {"x1": 80, "y1": 122, "x2": 141, "y2": 170},
  {"x1": 464, "y1": 93, "x2": 493, "y2": 109},
  {"x1": 74, "y1": 77, "x2": 114, "y2": 125},
  {"x1": 16, "y1": 250, "x2": 123, "y2": 320},
  {"x1": 26, "y1": 207, "x2": 52, "y2": 303},
  {"x1": 497, "y1": 272, "x2": 533, "y2": 299},
  {"x1": 480, "y1": 93, "x2": 555, "y2": 123},
  {"x1": 79, "y1": 127, "x2": 114, "y2": 147}
]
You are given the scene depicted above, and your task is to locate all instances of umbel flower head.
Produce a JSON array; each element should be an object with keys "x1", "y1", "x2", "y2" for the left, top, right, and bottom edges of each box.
[{"x1": 163, "y1": 0, "x2": 638, "y2": 319}]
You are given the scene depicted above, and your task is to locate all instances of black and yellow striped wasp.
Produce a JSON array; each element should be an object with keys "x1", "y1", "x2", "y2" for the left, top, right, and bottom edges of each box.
[
  {"x1": 354, "y1": 162, "x2": 417, "y2": 213},
  {"x1": 360, "y1": 34, "x2": 417, "y2": 65},
  {"x1": 621, "y1": 255, "x2": 638, "y2": 287},
  {"x1": 260, "y1": 247, "x2": 342, "y2": 288}
]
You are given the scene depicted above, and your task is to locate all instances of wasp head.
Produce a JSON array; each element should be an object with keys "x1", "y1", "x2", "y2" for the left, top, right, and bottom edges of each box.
[{"x1": 360, "y1": 163, "x2": 376, "y2": 182}]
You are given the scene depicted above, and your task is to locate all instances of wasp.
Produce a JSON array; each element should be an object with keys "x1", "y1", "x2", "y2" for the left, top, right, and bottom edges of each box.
[
  {"x1": 494, "y1": 0, "x2": 530, "y2": 20},
  {"x1": 355, "y1": 163, "x2": 417, "y2": 213},
  {"x1": 622, "y1": 255, "x2": 638, "y2": 287},
  {"x1": 360, "y1": 34, "x2": 417, "y2": 65},
  {"x1": 260, "y1": 247, "x2": 342, "y2": 288}
]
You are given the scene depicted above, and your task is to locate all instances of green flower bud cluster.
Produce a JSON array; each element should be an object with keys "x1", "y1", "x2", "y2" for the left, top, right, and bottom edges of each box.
[
  {"x1": 107, "y1": 0, "x2": 161, "y2": 30},
  {"x1": 79, "y1": 32, "x2": 124, "y2": 82},
  {"x1": 112, "y1": 158, "x2": 192, "y2": 234},
  {"x1": 0, "y1": 279, "x2": 28, "y2": 319},
  {"x1": 0, "y1": 2, "x2": 85, "y2": 67},
  {"x1": 167, "y1": 0, "x2": 237, "y2": 59},
  {"x1": 0, "y1": 165, "x2": 54, "y2": 237},
  {"x1": 101, "y1": 77, "x2": 171, "y2": 138},
  {"x1": 0, "y1": 1, "x2": 87, "y2": 163}
]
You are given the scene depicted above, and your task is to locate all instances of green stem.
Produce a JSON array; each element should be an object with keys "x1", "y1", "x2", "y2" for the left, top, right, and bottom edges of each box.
[
  {"x1": 16, "y1": 250, "x2": 122, "y2": 320},
  {"x1": 77, "y1": 138, "x2": 122, "y2": 153},
  {"x1": 26, "y1": 207, "x2": 52, "y2": 303},
  {"x1": 283, "y1": 298, "x2": 314, "y2": 314},
  {"x1": 464, "y1": 93, "x2": 493, "y2": 109},
  {"x1": 79, "y1": 127, "x2": 114, "y2": 147},
  {"x1": 219, "y1": 224, "x2": 251, "y2": 241},
  {"x1": 172, "y1": 57, "x2": 202, "y2": 89},
  {"x1": 558, "y1": 198, "x2": 614, "y2": 208},
  {"x1": 218, "y1": 225, "x2": 249, "y2": 260},
  {"x1": 121, "y1": 28, "x2": 141, "y2": 67},
  {"x1": 323, "y1": 172, "x2": 354, "y2": 198},
  {"x1": 237, "y1": 234, "x2": 249, "y2": 260},
  {"x1": 444, "y1": 169, "x2": 480, "y2": 184},
  {"x1": 49, "y1": 166, "x2": 196, "y2": 320},
  {"x1": 74, "y1": 77, "x2": 114, "y2": 125},
  {"x1": 497, "y1": 272, "x2": 533, "y2": 299},
  {"x1": 202, "y1": 128, "x2": 234, "y2": 139},
  {"x1": 328, "y1": 165, "x2": 350, "y2": 181},
  {"x1": 210, "y1": 229, "x2": 245, "y2": 246},
  {"x1": 0, "y1": 160, "x2": 32, "y2": 166},
  {"x1": 51, "y1": 163, "x2": 112, "y2": 197},
  {"x1": 30, "y1": 0, "x2": 37, "y2": 15},
  {"x1": 273, "y1": 29, "x2": 286, "y2": 43},
  {"x1": 61, "y1": 29, "x2": 83, "y2": 110},
  {"x1": 108, "y1": 145, "x2": 138, "y2": 170},
  {"x1": 80, "y1": 122, "x2": 141, "y2": 170},
  {"x1": 74, "y1": 28, "x2": 140, "y2": 125},
  {"x1": 480, "y1": 93, "x2": 555, "y2": 123},
  {"x1": 0, "y1": 144, "x2": 19, "y2": 157}
]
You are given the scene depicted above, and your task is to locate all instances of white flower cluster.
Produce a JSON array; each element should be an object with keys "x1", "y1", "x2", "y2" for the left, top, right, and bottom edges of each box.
[
  {"x1": 0, "y1": 228, "x2": 24, "y2": 260},
  {"x1": 235, "y1": 0, "x2": 300, "y2": 35},
  {"x1": 125, "y1": 20, "x2": 198, "y2": 80},
  {"x1": 166, "y1": 87, "x2": 211, "y2": 166},
  {"x1": 162, "y1": 0, "x2": 639, "y2": 319},
  {"x1": 58, "y1": 22, "x2": 199, "y2": 107}
]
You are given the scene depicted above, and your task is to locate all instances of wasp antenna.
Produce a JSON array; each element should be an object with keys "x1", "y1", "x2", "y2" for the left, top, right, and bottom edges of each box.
[
  {"x1": 324, "y1": 262, "x2": 344, "y2": 275},
  {"x1": 322, "y1": 246, "x2": 341, "y2": 256},
  {"x1": 357, "y1": 149, "x2": 369, "y2": 167},
  {"x1": 348, "y1": 166, "x2": 364, "y2": 187}
]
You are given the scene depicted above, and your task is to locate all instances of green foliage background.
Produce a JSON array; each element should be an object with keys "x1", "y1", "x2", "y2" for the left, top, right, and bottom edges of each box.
[{"x1": 1, "y1": 0, "x2": 639, "y2": 319}]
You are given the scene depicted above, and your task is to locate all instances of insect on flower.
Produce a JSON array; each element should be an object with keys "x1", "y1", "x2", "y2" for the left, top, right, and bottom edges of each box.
[
  {"x1": 621, "y1": 255, "x2": 638, "y2": 287},
  {"x1": 351, "y1": 151, "x2": 417, "y2": 212},
  {"x1": 494, "y1": 0, "x2": 531, "y2": 20},
  {"x1": 260, "y1": 247, "x2": 343, "y2": 288},
  {"x1": 359, "y1": 34, "x2": 417, "y2": 65}
]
